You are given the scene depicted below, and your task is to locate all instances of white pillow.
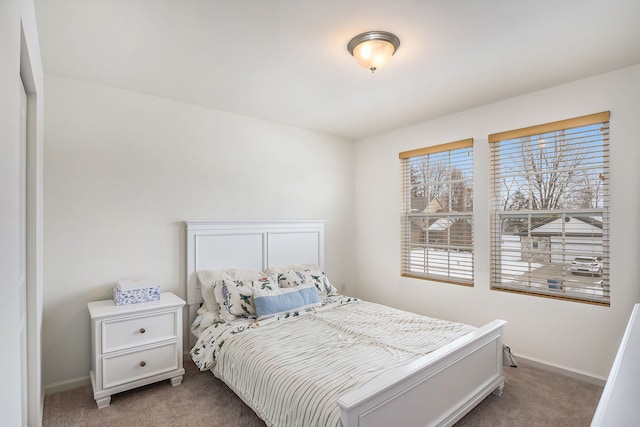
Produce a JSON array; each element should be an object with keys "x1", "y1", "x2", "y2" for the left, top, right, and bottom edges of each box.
[
  {"x1": 253, "y1": 283, "x2": 321, "y2": 320},
  {"x1": 214, "y1": 277, "x2": 277, "y2": 322},
  {"x1": 196, "y1": 269, "x2": 266, "y2": 319},
  {"x1": 264, "y1": 264, "x2": 320, "y2": 276},
  {"x1": 275, "y1": 270, "x2": 338, "y2": 297}
]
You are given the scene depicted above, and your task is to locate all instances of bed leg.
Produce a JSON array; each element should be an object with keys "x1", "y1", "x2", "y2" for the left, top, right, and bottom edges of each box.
[{"x1": 492, "y1": 384, "x2": 504, "y2": 396}]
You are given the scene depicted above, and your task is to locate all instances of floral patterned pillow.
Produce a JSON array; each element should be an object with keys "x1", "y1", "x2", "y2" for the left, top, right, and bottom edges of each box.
[
  {"x1": 213, "y1": 277, "x2": 277, "y2": 321},
  {"x1": 197, "y1": 269, "x2": 265, "y2": 320},
  {"x1": 275, "y1": 270, "x2": 338, "y2": 297}
]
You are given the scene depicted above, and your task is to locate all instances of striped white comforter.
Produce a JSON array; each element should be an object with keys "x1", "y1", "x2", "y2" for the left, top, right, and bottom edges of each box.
[{"x1": 191, "y1": 296, "x2": 475, "y2": 427}]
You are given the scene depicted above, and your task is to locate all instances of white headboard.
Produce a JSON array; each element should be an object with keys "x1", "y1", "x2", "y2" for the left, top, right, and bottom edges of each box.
[{"x1": 184, "y1": 220, "x2": 325, "y2": 332}]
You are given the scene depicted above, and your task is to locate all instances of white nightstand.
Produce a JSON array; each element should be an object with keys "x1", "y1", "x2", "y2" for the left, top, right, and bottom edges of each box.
[{"x1": 87, "y1": 291, "x2": 186, "y2": 409}]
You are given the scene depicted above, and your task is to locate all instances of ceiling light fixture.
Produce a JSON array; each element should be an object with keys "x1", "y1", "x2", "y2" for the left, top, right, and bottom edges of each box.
[{"x1": 347, "y1": 31, "x2": 400, "y2": 73}]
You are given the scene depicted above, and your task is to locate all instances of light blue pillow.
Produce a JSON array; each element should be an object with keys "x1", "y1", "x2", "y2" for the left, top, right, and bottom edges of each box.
[{"x1": 253, "y1": 284, "x2": 321, "y2": 320}]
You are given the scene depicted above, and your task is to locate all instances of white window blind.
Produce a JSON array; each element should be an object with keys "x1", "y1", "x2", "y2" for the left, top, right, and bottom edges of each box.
[
  {"x1": 400, "y1": 139, "x2": 474, "y2": 286},
  {"x1": 489, "y1": 112, "x2": 610, "y2": 305}
]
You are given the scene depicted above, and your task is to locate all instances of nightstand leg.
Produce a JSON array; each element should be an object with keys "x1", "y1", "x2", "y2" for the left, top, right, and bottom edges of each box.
[
  {"x1": 170, "y1": 375, "x2": 183, "y2": 387},
  {"x1": 492, "y1": 384, "x2": 504, "y2": 396},
  {"x1": 96, "y1": 396, "x2": 111, "y2": 409}
]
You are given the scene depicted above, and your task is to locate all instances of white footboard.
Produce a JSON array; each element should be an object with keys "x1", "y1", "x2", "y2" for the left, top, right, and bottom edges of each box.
[{"x1": 337, "y1": 319, "x2": 506, "y2": 427}]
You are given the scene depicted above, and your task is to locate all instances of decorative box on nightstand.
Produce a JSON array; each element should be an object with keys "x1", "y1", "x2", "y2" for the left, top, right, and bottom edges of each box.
[{"x1": 87, "y1": 291, "x2": 186, "y2": 409}]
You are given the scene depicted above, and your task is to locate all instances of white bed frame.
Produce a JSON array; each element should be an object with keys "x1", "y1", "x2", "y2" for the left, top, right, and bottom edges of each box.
[{"x1": 185, "y1": 220, "x2": 506, "y2": 427}]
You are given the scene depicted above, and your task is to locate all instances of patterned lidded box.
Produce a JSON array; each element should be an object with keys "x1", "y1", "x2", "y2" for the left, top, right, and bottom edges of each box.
[{"x1": 112, "y1": 286, "x2": 160, "y2": 306}]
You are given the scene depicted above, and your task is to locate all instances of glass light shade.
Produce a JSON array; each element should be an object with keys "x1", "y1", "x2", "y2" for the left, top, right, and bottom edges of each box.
[
  {"x1": 347, "y1": 31, "x2": 400, "y2": 73},
  {"x1": 352, "y1": 39, "x2": 396, "y2": 72}
]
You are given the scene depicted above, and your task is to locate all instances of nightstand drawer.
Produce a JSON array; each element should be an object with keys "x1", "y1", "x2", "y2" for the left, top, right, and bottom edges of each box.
[
  {"x1": 102, "y1": 342, "x2": 179, "y2": 389},
  {"x1": 103, "y1": 311, "x2": 176, "y2": 353}
]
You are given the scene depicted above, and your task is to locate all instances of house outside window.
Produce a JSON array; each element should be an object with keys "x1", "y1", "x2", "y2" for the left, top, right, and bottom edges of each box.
[
  {"x1": 400, "y1": 139, "x2": 474, "y2": 286},
  {"x1": 489, "y1": 112, "x2": 610, "y2": 305}
]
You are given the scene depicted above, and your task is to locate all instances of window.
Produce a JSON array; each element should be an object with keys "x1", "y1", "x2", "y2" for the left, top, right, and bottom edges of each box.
[
  {"x1": 489, "y1": 112, "x2": 610, "y2": 304},
  {"x1": 400, "y1": 139, "x2": 474, "y2": 285}
]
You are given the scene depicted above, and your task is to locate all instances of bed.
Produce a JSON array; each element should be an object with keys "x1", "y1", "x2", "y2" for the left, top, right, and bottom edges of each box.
[{"x1": 185, "y1": 220, "x2": 506, "y2": 427}]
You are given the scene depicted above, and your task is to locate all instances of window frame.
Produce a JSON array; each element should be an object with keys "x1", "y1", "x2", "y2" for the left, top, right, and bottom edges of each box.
[
  {"x1": 400, "y1": 138, "x2": 474, "y2": 286},
  {"x1": 489, "y1": 112, "x2": 610, "y2": 305}
]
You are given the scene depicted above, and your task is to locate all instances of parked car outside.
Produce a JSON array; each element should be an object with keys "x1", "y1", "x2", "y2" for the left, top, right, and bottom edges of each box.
[{"x1": 570, "y1": 256, "x2": 603, "y2": 276}]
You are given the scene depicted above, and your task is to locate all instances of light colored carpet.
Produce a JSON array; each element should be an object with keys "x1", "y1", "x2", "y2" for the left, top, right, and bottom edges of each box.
[{"x1": 43, "y1": 360, "x2": 602, "y2": 426}]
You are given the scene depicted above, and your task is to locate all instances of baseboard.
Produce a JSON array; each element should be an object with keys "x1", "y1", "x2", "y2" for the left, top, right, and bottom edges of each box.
[
  {"x1": 44, "y1": 375, "x2": 91, "y2": 395},
  {"x1": 516, "y1": 354, "x2": 606, "y2": 387}
]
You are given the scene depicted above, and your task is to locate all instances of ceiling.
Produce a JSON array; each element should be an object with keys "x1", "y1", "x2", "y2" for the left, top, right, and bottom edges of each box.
[{"x1": 35, "y1": 0, "x2": 640, "y2": 140}]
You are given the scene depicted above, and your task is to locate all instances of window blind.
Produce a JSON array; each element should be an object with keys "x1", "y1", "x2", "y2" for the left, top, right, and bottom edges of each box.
[
  {"x1": 489, "y1": 112, "x2": 610, "y2": 305},
  {"x1": 400, "y1": 139, "x2": 474, "y2": 286}
]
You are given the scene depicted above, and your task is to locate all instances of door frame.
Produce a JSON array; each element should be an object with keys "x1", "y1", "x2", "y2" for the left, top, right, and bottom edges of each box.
[{"x1": 20, "y1": 6, "x2": 44, "y2": 425}]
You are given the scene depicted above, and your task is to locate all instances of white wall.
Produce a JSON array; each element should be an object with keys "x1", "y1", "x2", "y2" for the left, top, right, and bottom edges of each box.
[
  {"x1": 43, "y1": 75, "x2": 355, "y2": 389},
  {"x1": 354, "y1": 65, "x2": 640, "y2": 380},
  {"x1": 42, "y1": 61, "x2": 640, "y2": 389}
]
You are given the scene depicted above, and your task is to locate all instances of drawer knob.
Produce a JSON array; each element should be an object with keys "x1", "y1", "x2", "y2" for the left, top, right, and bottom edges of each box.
[
  {"x1": 139, "y1": 328, "x2": 146, "y2": 334},
  {"x1": 140, "y1": 361, "x2": 146, "y2": 367}
]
